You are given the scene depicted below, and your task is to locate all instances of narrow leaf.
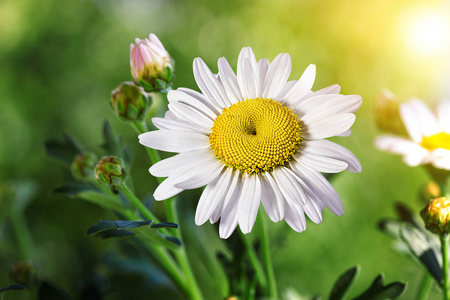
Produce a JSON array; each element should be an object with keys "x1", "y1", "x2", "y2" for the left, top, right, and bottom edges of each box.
[
  {"x1": 163, "y1": 235, "x2": 182, "y2": 246},
  {"x1": 114, "y1": 220, "x2": 153, "y2": 229},
  {"x1": 0, "y1": 285, "x2": 25, "y2": 293},
  {"x1": 151, "y1": 222, "x2": 179, "y2": 229},
  {"x1": 45, "y1": 134, "x2": 84, "y2": 166},
  {"x1": 329, "y1": 266, "x2": 360, "y2": 300},
  {"x1": 96, "y1": 229, "x2": 135, "y2": 239},
  {"x1": 86, "y1": 220, "x2": 116, "y2": 235}
]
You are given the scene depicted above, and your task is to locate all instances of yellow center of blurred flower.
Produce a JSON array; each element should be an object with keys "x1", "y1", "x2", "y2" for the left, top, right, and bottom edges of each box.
[
  {"x1": 420, "y1": 132, "x2": 450, "y2": 151},
  {"x1": 209, "y1": 98, "x2": 301, "y2": 174}
]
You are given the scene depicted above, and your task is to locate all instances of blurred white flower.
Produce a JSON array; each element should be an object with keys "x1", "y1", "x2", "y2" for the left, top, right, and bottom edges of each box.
[
  {"x1": 130, "y1": 33, "x2": 173, "y2": 91},
  {"x1": 139, "y1": 47, "x2": 362, "y2": 238},
  {"x1": 376, "y1": 99, "x2": 450, "y2": 170}
]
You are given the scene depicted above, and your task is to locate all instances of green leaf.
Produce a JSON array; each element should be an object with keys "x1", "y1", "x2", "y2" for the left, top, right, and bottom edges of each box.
[
  {"x1": 162, "y1": 235, "x2": 182, "y2": 246},
  {"x1": 100, "y1": 120, "x2": 123, "y2": 158},
  {"x1": 115, "y1": 220, "x2": 153, "y2": 229},
  {"x1": 400, "y1": 223, "x2": 442, "y2": 285},
  {"x1": 45, "y1": 134, "x2": 84, "y2": 166},
  {"x1": 86, "y1": 220, "x2": 116, "y2": 235},
  {"x1": 329, "y1": 266, "x2": 360, "y2": 300},
  {"x1": 394, "y1": 202, "x2": 420, "y2": 226},
  {"x1": 0, "y1": 284, "x2": 25, "y2": 293},
  {"x1": 352, "y1": 274, "x2": 406, "y2": 300},
  {"x1": 151, "y1": 222, "x2": 179, "y2": 229}
]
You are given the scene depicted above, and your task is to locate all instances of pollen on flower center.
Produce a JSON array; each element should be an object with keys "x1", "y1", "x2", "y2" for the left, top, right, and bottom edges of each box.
[
  {"x1": 209, "y1": 98, "x2": 301, "y2": 174},
  {"x1": 420, "y1": 132, "x2": 450, "y2": 151}
]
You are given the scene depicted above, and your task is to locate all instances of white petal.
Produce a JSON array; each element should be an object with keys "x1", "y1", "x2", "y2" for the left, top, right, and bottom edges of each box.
[
  {"x1": 301, "y1": 140, "x2": 362, "y2": 173},
  {"x1": 168, "y1": 102, "x2": 214, "y2": 132},
  {"x1": 400, "y1": 99, "x2": 439, "y2": 142},
  {"x1": 293, "y1": 152, "x2": 348, "y2": 173},
  {"x1": 218, "y1": 57, "x2": 242, "y2": 103},
  {"x1": 303, "y1": 197, "x2": 324, "y2": 224},
  {"x1": 284, "y1": 201, "x2": 306, "y2": 233},
  {"x1": 257, "y1": 58, "x2": 270, "y2": 96},
  {"x1": 153, "y1": 177, "x2": 184, "y2": 201},
  {"x1": 139, "y1": 130, "x2": 209, "y2": 153},
  {"x1": 275, "y1": 80, "x2": 297, "y2": 102},
  {"x1": 152, "y1": 117, "x2": 208, "y2": 134},
  {"x1": 436, "y1": 100, "x2": 450, "y2": 132},
  {"x1": 271, "y1": 167, "x2": 307, "y2": 206},
  {"x1": 294, "y1": 166, "x2": 344, "y2": 216},
  {"x1": 173, "y1": 158, "x2": 224, "y2": 190},
  {"x1": 432, "y1": 157, "x2": 450, "y2": 170},
  {"x1": 284, "y1": 64, "x2": 316, "y2": 105},
  {"x1": 149, "y1": 149, "x2": 211, "y2": 177},
  {"x1": 337, "y1": 129, "x2": 352, "y2": 137},
  {"x1": 313, "y1": 84, "x2": 341, "y2": 95},
  {"x1": 375, "y1": 135, "x2": 428, "y2": 166},
  {"x1": 195, "y1": 167, "x2": 233, "y2": 225},
  {"x1": 262, "y1": 53, "x2": 292, "y2": 99},
  {"x1": 193, "y1": 58, "x2": 229, "y2": 109},
  {"x1": 177, "y1": 87, "x2": 221, "y2": 115},
  {"x1": 237, "y1": 174, "x2": 261, "y2": 234},
  {"x1": 168, "y1": 89, "x2": 218, "y2": 120},
  {"x1": 219, "y1": 173, "x2": 243, "y2": 239},
  {"x1": 303, "y1": 113, "x2": 356, "y2": 140},
  {"x1": 237, "y1": 47, "x2": 259, "y2": 100},
  {"x1": 260, "y1": 172, "x2": 285, "y2": 222},
  {"x1": 301, "y1": 95, "x2": 362, "y2": 124}
]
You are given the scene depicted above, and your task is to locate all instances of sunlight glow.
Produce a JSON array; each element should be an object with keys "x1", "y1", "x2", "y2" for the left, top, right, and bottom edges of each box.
[{"x1": 403, "y1": 10, "x2": 450, "y2": 55}]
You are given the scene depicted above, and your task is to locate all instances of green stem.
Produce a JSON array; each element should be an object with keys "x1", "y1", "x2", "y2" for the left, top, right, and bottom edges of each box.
[
  {"x1": 441, "y1": 234, "x2": 450, "y2": 300},
  {"x1": 132, "y1": 119, "x2": 203, "y2": 300},
  {"x1": 416, "y1": 272, "x2": 433, "y2": 300},
  {"x1": 10, "y1": 210, "x2": 34, "y2": 261},
  {"x1": 257, "y1": 210, "x2": 277, "y2": 299},
  {"x1": 240, "y1": 232, "x2": 268, "y2": 289}
]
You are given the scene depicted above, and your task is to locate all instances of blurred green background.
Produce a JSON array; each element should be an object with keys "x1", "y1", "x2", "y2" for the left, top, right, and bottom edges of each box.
[{"x1": 1, "y1": 0, "x2": 450, "y2": 299}]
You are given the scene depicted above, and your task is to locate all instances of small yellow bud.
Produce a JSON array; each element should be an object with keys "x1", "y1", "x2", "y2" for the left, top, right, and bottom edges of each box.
[
  {"x1": 421, "y1": 197, "x2": 450, "y2": 235},
  {"x1": 421, "y1": 181, "x2": 441, "y2": 202},
  {"x1": 374, "y1": 89, "x2": 408, "y2": 136}
]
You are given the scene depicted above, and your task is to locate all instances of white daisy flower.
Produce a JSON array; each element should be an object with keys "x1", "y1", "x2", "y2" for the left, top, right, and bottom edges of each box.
[
  {"x1": 376, "y1": 98, "x2": 450, "y2": 170},
  {"x1": 139, "y1": 47, "x2": 362, "y2": 239}
]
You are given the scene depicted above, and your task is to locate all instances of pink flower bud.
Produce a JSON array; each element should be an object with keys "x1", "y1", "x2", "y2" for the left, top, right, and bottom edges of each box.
[{"x1": 130, "y1": 34, "x2": 174, "y2": 92}]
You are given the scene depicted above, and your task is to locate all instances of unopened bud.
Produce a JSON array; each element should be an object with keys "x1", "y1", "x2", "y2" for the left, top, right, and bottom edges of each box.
[
  {"x1": 11, "y1": 262, "x2": 38, "y2": 287},
  {"x1": 420, "y1": 181, "x2": 441, "y2": 202},
  {"x1": 95, "y1": 156, "x2": 126, "y2": 186},
  {"x1": 71, "y1": 152, "x2": 97, "y2": 180},
  {"x1": 130, "y1": 33, "x2": 174, "y2": 92},
  {"x1": 421, "y1": 197, "x2": 450, "y2": 235},
  {"x1": 374, "y1": 90, "x2": 408, "y2": 136},
  {"x1": 111, "y1": 82, "x2": 151, "y2": 121}
]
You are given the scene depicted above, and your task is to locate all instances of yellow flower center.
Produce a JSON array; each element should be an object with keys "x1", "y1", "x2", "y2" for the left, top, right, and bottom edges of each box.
[
  {"x1": 209, "y1": 98, "x2": 301, "y2": 174},
  {"x1": 420, "y1": 132, "x2": 450, "y2": 151}
]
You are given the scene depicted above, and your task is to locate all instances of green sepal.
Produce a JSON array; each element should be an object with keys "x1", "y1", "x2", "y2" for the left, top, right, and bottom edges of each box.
[{"x1": 329, "y1": 266, "x2": 360, "y2": 300}]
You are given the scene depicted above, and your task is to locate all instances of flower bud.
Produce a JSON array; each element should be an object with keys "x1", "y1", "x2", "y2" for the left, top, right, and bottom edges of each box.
[
  {"x1": 11, "y1": 262, "x2": 38, "y2": 287},
  {"x1": 95, "y1": 156, "x2": 126, "y2": 186},
  {"x1": 374, "y1": 89, "x2": 408, "y2": 136},
  {"x1": 71, "y1": 152, "x2": 97, "y2": 180},
  {"x1": 130, "y1": 33, "x2": 174, "y2": 92},
  {"x1": 111, "y1": 82, "x2": 151, "y2": 121},
  {"x1": 420, "y1": 181, "x2": 441, "y2": 203},
  {"x1": 421, "y1": 197, "x2": 450, "y2": 235}
]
